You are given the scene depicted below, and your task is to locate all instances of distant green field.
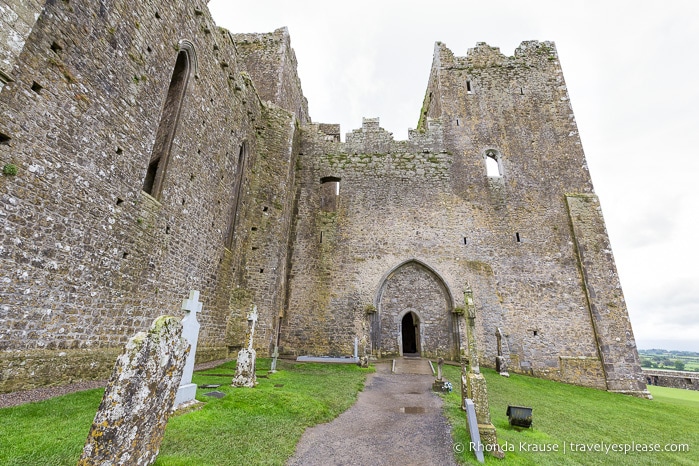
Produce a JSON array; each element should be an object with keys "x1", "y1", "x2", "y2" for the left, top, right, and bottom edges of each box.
[{"x1": 638, "y1": 349, "x2": 699, "y2": 372}]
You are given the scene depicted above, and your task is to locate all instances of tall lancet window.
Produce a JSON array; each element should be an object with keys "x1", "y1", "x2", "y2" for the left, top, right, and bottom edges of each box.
[
  {"x1": 225, "y1": 142, "x2": 248, "y2": 249},
  {"x1": 143, "y1": 49, "x2": 192, "y2": 199}
]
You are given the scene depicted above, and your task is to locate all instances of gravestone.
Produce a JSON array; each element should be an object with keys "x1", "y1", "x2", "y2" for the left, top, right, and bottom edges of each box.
[
  {"x1": 174, "y1": 290, "x2": 203, "y2": 407},
  {"x1": 432, "y1": 357, "x2": 449, "y2": 392},
  {"x1": 269, "y1": 346, "x2": 279, "y2": 373},
  {"x1": 495, "y1": 327, "x2": 509, "y2": 377},
  {"x1": 464, "y1": 399, "x2": 485, "y2": 463},
  {"x1": 78, "y1": 316, "x2": 189, "y2": 466},
  {"x1": 463, "y1": 286, "x2": 504, "y2": 459},
  {"x1": 232, "y1": 306, "x2": 258, "y2": 387}
]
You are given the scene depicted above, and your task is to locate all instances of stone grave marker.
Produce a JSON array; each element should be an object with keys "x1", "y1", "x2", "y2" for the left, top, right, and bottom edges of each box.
[
  {"x1": 232, "y1": 306, "x2": 258, "y2": 387},
  {"x1": 269, "y1": 346, "x2": 279, "y2": 373},
  {"x1": 78, "y1": 315, "x2": 189, "y2": 466},
  {"x1": 432, "y1": 357, "x2": 450, "y2": 392},
  {"x1": 464, "y1": 399, "x2": 485, "y2": 463},
  {"x1": 495, "y1": 327, "x2": 509, "y2": 377},
  {"x1": 463, "y1": 285, "x2": 504, "y2": 459},
  {"x1": 174, "y1": 290, "x2": 203, "y2": 407}
]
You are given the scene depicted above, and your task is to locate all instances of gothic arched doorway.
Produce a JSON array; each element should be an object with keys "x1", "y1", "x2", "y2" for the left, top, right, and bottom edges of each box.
[
  {"x1": 374, "y1": 260, "x2": 456, "y2": 359},
  {"x1": 401, "y1": 312, "x2": 420, "y2": 355}
]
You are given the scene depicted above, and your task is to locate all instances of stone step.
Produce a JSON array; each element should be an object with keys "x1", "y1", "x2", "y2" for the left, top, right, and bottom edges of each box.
[{"x1": 393, "y1": 357, "x2": 434, "y2": 375}]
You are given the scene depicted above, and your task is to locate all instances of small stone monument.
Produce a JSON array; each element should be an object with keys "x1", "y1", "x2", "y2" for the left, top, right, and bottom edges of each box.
[
  {"x1": 232, "y1": 305, "x2": 258, "y2": 388},
  {"x1": 269, "y1": 345, "x2": 279, "y2": 374},
  {"x1": 432, "y1": 357, "x2": 449, "y2": 392},
  {"x1": 495, "y1": 327, "x2": 509, "y2": 377},
  {"x1": 78, "y1": 316, "x2": 189, "y2": 466},
  {"x1": 463, "y1": 285, "x2": 504, "y2": 459},
  {"x1": 174, "y1": 290, "x2": 203, "y2": 407}
]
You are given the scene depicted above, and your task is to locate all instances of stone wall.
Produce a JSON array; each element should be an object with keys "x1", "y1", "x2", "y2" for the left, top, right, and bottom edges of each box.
[
  {"x1": 0, "y1": 0, "x2": 46, "y2": 87},
  {"x1": 0, "y1": 0, "x2": 647, "y2": 396},
  {"x1": 0, "y1": 0, "x2": 301, "y2": 392},
  {"x1": 283, "y1": 41, "x2": 647, "y2": 395},
  {"x1": 643, "y1": 369, "x2": 699, "y2": 391},
  {"x1": 232, "y1": 28, "x2": 310, "y2": 125}
]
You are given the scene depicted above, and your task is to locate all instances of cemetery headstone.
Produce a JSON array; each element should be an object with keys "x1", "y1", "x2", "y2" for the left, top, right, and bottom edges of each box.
[
  {"x1": 78, "y1": 316, "x2": 189, "y2": 466},
  {"x1": 495, "y1": 327, "x2": 509, "y2": 377},
  {"x1": 269, "y1": 346, "x2": 279, "y2": 373},
  {"x1": 463, "y1": 286, "x2": 504, "y2": 459},
  {"x1": 432, "y1": 357, "x2": 449, "y2": 392},
  {"x1": 232, "y1": 306, "x2": 258, "y2": 387},
  {"x1": 174, "y1": 290, "x2": 203, "y2": 407},
  {"x1": 464, "y1": 399, "x2": 485, "y2": 463}
]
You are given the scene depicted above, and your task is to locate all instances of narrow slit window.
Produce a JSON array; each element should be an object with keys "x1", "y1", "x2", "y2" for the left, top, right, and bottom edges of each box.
[
  {"x1": 225, "y1": 142, "x2": 248, "y2": 249},
  {"x1": 320, "y1": 176, "x2": 341, "y2": 212},
  {"x1": 516, "y1": 232, "x2": 521, "y2": 243},
  {"x1": 143, "y1": 49, "x2": 191, "y2": 199},
  {"x1": 466, "y1": 80, "x2": 472, "y2": 94}
]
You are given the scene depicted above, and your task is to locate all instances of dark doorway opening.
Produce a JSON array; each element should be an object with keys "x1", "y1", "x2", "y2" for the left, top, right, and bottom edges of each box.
[{"x1": 401, "y1": 312, "x2": 419, "y2": 355}]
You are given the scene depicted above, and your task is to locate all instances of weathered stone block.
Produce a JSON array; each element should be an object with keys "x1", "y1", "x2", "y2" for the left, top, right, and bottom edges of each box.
[{"x1": 78, "y1": 316, "x2": 189, "y2": 466}]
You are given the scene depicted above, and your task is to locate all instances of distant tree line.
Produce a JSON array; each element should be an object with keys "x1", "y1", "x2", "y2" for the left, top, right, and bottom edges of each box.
[{"x1": 638, "y1": 349, "x2": 699, "y2": 372}]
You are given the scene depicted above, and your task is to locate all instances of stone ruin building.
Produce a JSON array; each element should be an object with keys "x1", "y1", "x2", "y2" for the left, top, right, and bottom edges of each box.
[{"x1": 0, "y1": 0, "x2": 648, "y2": 397}]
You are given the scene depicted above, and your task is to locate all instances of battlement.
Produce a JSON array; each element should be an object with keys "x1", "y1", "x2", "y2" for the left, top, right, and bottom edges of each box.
[
  {"x1": 435, "y1": 40, "x2": 559, "y2": 71},
  {"x1": 233, "y1": 27, "x2": 310, "y2": 124},
  {"x1": 0, "y1": 0, "x2": 646, "y2": 398}
]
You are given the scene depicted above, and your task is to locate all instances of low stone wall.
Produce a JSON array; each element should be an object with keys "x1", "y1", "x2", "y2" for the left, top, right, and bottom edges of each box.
[
  {"x1": 0, "y1": 345, "x2": 228, "y2": 393},
  {"x1": 0, "y1": 348, "x2": 120, "y2": 393},
  {"x1": 643, "y1": 369, "x2": 699, "y2": 391}
]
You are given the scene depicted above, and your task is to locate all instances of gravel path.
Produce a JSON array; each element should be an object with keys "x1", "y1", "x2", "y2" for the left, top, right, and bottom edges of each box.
[
  {"x1": 288, "y1": 359, "x2": 457, "y2": 466},
  {"x1": 0, "y1": 358, "x2": 232, "y2": 409}
]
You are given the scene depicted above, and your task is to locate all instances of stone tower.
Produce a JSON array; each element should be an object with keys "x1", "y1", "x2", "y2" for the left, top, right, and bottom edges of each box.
[
  {"x1": 0, "y1": 0, "x2": 647, "y2": 396},
  {"x1": 282, "y1": 41, "x2": 648, "y2": 396}
]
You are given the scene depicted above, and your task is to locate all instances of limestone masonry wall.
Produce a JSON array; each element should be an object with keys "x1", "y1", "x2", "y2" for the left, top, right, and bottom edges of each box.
[
  {"x1": 643, "y1": 369, "x2": 699, "y2": 391},
  {"x1": 0, "y1": 0, "x2": 647, "y2": 396}
]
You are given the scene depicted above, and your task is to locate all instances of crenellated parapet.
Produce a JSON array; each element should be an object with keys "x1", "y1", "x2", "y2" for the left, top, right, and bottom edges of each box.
[{"x1": 232, "y1": 27, "x2": 310, "y2": 125}]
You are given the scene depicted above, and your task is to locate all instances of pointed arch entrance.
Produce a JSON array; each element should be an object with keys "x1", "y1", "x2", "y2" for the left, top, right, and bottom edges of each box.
[{"x1": 373, "y1": 260, "x2": 457, "y2": 359}]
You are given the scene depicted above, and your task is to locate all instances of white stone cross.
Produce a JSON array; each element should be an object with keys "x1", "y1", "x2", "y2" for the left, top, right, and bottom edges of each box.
[
  {"x1": 174, "y1": 290, "x2": 203, "y2": 407},
  {"x1": 182, "y1": 290, "x2": 203, "y2": 315},
  {"x1": 246, "y1": 306, "x2": 258, "y2": 351}
]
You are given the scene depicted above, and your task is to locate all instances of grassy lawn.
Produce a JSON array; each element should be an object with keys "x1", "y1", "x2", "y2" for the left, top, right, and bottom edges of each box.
[
  {"x1": 1, "y1": 359, "x2": 697, "y2": 465},
  {"x1": 442, "y1": 365, "x2": 698, "y2": 465},
  {"x1": 0, "y1": 358, "x2": 371, "y2": 466}
]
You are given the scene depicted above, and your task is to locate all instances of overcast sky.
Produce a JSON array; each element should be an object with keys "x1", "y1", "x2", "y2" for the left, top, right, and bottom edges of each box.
[{"x1": 208, "y1": 0, "x2": 699, "y2": 352}]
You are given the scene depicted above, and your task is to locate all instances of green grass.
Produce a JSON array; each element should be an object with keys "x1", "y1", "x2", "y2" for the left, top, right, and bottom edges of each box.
[
  {"x1": 0, "y1": 359, "x2": 371, "y2": 466},
  {"x1": 442, "y1": 366, "x2": 698, "y2": 465},
  {"x1": 1, "y1": 361, "x2": 697, "y2": 465},
  {"x1": 0, "y1": 388, "x2": 104, "y2": 464}
]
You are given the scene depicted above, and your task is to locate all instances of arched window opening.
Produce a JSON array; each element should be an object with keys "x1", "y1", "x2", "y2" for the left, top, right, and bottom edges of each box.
[
  {"x1": 320, "y1": 176, "x2": 340, "y2": 212},
  {"x1": 225, "y1": 142, "x2": 248, "y2": 249},
  {"x1": 485, "y1": 149, "x2": 502, "y2": 177},
  {"x1": 143, "y1": 49, "x2": 191, "y2": 199}
]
